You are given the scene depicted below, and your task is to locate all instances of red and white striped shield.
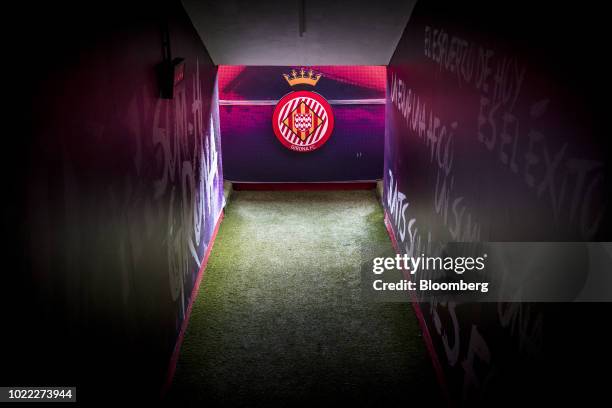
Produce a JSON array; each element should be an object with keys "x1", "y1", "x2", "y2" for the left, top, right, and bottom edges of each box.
[{"x1": 272, "y1": 91, "x2": 335, "y2": 152}]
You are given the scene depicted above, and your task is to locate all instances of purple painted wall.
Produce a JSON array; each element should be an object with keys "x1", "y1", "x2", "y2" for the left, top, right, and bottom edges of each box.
[
  {"x1": 15, "y1": 0, "x2": 224, "y2": 400},
  {"x1": 218, "y1": 66, "x2": 385, "y2": 182},
  {"x1": 384, "y1": 1, "x2": 610, "y2": 405}
]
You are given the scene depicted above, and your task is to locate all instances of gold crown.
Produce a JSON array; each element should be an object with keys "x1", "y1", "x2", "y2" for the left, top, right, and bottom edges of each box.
[{"x1": 283, "y1": 68, "x2": 322, "y2": 86}]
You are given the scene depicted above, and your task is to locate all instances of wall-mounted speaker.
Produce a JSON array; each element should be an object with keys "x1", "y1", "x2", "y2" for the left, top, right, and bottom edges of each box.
[{"x1": 156, "y1": 57, "x2": 185, "y2": 100}]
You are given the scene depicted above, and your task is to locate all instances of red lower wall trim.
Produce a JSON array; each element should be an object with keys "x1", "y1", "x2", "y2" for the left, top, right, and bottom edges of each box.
[
  {"x1": 383, "y1": 212, "x2": 452, "y2": 407},
  {"x1": 161, "y1": 210, "x2": 225, "y2": 397},
  {"x1": 232, "y1": 182, "x2": 376, "y2": 191}
]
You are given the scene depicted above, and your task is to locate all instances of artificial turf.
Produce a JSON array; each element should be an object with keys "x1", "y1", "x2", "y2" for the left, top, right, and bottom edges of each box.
[{"x1": 166, "y1": 190, "x2": 443, "y2": 406}]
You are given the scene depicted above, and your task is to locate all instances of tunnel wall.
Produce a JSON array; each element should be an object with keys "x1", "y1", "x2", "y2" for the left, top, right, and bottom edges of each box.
[
  {"x1": 218, "y1": 66, "x2": 385, "y2": 182},
  {"x1": 20, "y1": 0, "x2": 223, "y2": 399},
  {"x1": 384, "y1": 1, "x2": 610, "y2": 405}
]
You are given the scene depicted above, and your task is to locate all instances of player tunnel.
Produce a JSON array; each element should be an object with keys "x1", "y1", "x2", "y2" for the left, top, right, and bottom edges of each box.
[{"x1": 13, "y1": 0, "x2": 611, "y2": 406}]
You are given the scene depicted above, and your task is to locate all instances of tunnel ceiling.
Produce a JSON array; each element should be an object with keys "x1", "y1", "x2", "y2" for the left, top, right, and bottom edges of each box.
[{"x1": 182, "y1": 0, "x2": 416, "y2": 65}]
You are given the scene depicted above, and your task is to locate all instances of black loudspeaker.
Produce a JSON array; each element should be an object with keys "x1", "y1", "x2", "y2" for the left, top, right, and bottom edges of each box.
[{"x1": 156, "y1": 57, "x2": 185, "y2": 100}]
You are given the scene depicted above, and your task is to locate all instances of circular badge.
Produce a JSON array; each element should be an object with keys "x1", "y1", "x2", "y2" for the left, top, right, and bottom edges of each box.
[{"x1": 272, "y1": 90, "x2": 335, "y2": 152}]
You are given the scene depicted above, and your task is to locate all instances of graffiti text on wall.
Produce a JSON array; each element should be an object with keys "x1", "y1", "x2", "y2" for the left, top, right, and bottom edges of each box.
[
  {"x1": 152, "y1": 60, "x2": 221, "y2": 319},
  {"x1": 423, "y1": 25, "x2": 604, "y2": 238},
  {"x1": 389, "y1": 73, "x2": 482, "y2": 251}
]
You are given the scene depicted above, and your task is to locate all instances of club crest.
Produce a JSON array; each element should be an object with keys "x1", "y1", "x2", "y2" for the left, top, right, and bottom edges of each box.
[{"x1": 272, "y1": 69, "x2": 334, "y2": 152}]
